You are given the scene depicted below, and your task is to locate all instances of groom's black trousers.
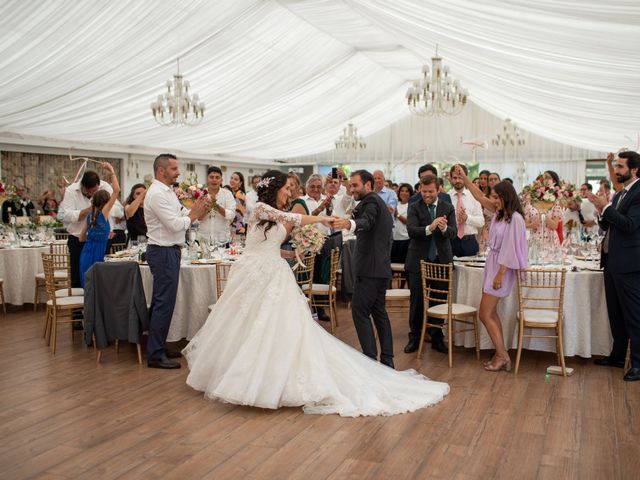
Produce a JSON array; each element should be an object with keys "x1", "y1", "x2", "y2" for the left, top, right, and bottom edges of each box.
[{"x1": 352, "y1": 276, "x2": 394, "y2": 362}]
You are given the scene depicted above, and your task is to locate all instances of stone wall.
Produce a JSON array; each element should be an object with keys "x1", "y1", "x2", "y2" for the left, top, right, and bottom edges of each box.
[{"x1": 0, "y1": 151, "x2": 121, "y2": 205}]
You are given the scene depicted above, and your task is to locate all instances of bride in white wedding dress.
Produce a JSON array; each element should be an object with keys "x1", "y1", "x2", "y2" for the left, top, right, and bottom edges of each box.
[{"x1": 183, "y1": 170, "x2": 449, "y2": 417}]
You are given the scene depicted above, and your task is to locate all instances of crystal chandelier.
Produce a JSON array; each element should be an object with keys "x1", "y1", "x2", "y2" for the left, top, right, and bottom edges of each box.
[
  {"x1": 492, "y1": 118, "x2": 527, "y2": 187},
  {"x1": 406, "y1": 45, "x2": 469, "y2": 116},
  {"x1": 150, "y1": 59, "x2": 205, "y2": 126},
  {"x1": 335, "y1": 122, "x2": 366, "y2": 150}
]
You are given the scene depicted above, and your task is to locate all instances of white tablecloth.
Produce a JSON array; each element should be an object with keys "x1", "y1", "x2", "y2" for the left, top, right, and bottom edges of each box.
[
  {"x1": 0, "y1": 246, "x2": 48, "y2": 305},
  {"x1": 139, "y1": 263, "x2": 219, "y2": 342},
  {"x1": 453, "y1": 264, "x2": 612, "y2": 358}
]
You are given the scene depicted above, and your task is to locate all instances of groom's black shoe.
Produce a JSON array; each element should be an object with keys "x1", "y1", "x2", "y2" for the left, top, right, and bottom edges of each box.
[
  {"x1": 147, "y1": 356, "x2": 181, "y2": 369},
  {"x1": 623, "y1": 368, "x2": 640, "y2": 381},
  {"x1": 431, "y1": 339, "x2": 448, "y2": 354},
  {"x1": 593, "y1": 356, "x2": 625, "y2": 368},
  {"x1": 381, "y1": 358, "x2": 395, "y2": 369},
  {"x1": 165, "y1": 350, "x2": 182, "y2": 359},
  {"x1": 404, "y1": 339, "x2": 419, "y2": 354}
]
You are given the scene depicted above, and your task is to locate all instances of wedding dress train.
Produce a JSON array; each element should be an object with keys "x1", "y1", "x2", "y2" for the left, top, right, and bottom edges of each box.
[{"x1": 183, "y1": 203, "x2": 449, "y2": 417}]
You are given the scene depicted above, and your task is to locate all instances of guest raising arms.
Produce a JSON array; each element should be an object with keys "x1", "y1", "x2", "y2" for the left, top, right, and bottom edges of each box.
[
  {"x1": 453, "y1": 164, "x2": 528, "y2": 372},
  {"x1": 78, "y1": 162, "x2": 120, "y2": 287},
  {"x1": 124, "y1": 183, "x2": 148, "y2": 245}
]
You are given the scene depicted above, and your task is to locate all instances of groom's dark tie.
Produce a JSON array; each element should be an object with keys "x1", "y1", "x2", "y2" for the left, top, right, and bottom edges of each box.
[{"x1": 427, "y1": 203, "x2": 437, "y2": 261}]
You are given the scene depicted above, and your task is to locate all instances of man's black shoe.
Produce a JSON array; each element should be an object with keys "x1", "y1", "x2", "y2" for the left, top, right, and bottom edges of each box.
[
  {"x1": 404, "y1": 339, "x2": 419, "y2": 354},
  {"x1": 623, "y1": 367, "x2": 640, "y2": 381},
  {"x1": 381, "y1": 358, "x2": 395, "y2": 369},
  {"x1": 147, "y1": 356, "x2": 181, "y2": 369},
  {"x1": 593, "y1": 356, "x2": 625, "y2": 368},
  {"x1": 165, "y1": 350, "x2": 182, "y2": 359},
  {"x1": 431, "y1": 339, "x2": 448, "y2": 354}
]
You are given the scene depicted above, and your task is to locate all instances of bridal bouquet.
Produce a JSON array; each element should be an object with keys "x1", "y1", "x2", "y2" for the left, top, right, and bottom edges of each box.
[
  {"x1": 174, "y1": 173, "x2": 208, "y2": 209},
  {"x1": 290, "y1": 224, "x2": 326, "y2": 269}
]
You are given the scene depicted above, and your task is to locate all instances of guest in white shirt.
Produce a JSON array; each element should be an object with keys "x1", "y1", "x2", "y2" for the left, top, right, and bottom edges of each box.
[
  {"x1": 449, "y1": 164, "x2": 484, "y2": 257},
  {"x1": 245, "y1": 174, "x2": 261, "y2": 219},
  {"x1": 391, "y1": 183, "x2": 414, "y2": 263},
  {"x1": 303, "y1": 174, "x2": 331, "y2": 235},
  {"x1": 197, "y1": 166, "x2": 236, "y2": 244},
  {"x1": 144, "y1": 154, "x2": 211, "y2": 369},
  {"x1": 58, "y1": 170, "x2": 113, "y2": 288},
  {"x1": 578, "y1": 183, "x2": 598, "y2": 224},
  {"x1": 324, "y1": 174, "x2": 355, "y2": 219},
  {"x1": 373, "y1": 170, "x2": 398, "y2": 216},
  {"x1": 107, "y1": 198, "x2": 127, "y2": 250}
]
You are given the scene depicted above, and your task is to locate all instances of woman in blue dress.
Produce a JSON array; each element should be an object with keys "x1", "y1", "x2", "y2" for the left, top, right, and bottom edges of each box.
[{"x1": 79, "y1": 162, "x2": 120, "y2": 287}]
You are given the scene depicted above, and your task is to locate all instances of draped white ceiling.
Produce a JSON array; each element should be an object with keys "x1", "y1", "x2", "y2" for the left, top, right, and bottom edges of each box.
[{"x1": 0, "y1": 0, "x2": 638, "y2": 162}]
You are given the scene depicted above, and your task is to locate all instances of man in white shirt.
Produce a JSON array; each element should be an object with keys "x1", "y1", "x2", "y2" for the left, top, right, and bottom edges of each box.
[
  {"x1": 245, "y1": 174, "x2": 261, "y2": 219},
  {"x1": 108, "y1": 198, "x2": 127, "y2": 249},
  {"x1": 58, "y1": 171, "x2": 113, "y2": 288},
  {"x1": 303, "y1": 174, "x2": 331, "y2": 235},
  {"x1": 144, "y1": 154, "x2": 211, "y2": 369},
  {"x1": 448, "y1": 164, "x2": 484, "y2": 257},
  {"x1": 578, "y1": 183, "x2": 598, "y2": 224},
  {"x1": 197, "y1": 166, "x2": 236, "y2": 244}
]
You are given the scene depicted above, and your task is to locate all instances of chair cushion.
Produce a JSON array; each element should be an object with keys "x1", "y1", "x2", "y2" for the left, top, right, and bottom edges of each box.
[
  {"x1": 385, "y1": 289, "x2": 411, "y2": 299},
  {"x1": 55, "y1": 288, "x2": 84, "y2": 298},
  {"x1": 36, "y1": 271, "x2": 68, "y2": 280},
  {"x1": 427, "y1": 303, "x2": 476, "y2": 316},
  {"x1": 518, "y1": 309, "x2": 559, "y2": 325},
  {"x1": 46, "y1": 295, "x2": 84, "y2": 307},
  {"x1": 302, "y1": 284, "x2": 336, "y2": 294},
  {"x1": 390, "y1": 263, "x2": 405, "y2": 272}
]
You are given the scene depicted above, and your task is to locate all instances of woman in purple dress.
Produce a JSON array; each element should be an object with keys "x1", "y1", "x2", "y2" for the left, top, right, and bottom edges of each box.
[{"x1": 454, "y1": 165, "x2": 528, "y2": 372}]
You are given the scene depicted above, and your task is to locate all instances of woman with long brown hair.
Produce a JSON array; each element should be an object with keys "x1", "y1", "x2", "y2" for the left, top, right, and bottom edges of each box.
[{"x1": 454, "y1": 165, "x2": 528, "y2": 372}]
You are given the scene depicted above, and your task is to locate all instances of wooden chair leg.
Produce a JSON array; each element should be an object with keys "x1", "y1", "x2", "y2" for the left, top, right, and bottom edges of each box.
[
  {"x1": 136, "y1": 344, "x2": 143, "y2": 364},
  {"x1": 473, "y1": 313, "x2": 480, "y2": 360},
  {"x1": 448, "y1": 319, "x2": 453, "y2": 368},
  {"x1": 557, "y1": 326, "x2": 566, "y2": 376},
  {"x1": 417, "y1": 313, "x2": 428, "y2": 360},
  {"x1": 115, "y1": 339, "x2": 119, "y2": 353},
  {"x1": 625, "y1": 340, "x2": 631, "y2": 371},
  {"x1": 97, "y1": 349, "x2": 102, "y2": 364},
  {"x1": 51, "y1": 310, "x2": 58, "y2": 354},
  {"x1": 515, "y1": 323, "x2": 524, "y2": 375},
  {"x1": 33, "y1": 282, "x2": 39, "y2": 312}
]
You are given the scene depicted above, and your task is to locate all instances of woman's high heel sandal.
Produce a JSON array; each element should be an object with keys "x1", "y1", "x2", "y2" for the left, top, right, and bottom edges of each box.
[{"x1": 484, "y1": 356, "x2": 511, "y2": 372}]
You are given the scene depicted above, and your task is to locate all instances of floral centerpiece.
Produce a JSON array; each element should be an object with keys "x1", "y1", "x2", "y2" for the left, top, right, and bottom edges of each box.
[
  {"x1": 290, "y1": 224, "x2": 327, "y2": 269},
  {"x1": 522, "y1": 174, "x2": 577, "y2": 213},
  {"x1": 174, "y1": 172, "x2": 208, "y2": 209}
]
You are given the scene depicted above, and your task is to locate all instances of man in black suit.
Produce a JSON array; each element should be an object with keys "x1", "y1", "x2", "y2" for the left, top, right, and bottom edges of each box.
[
  {"x1": 333, "y1": 170, "x2": 395, "y2": 368},
  {"x1": 409, "y1": 164, "x2": 452, "y2": 205},
  {"x1": 404, "y1": 175, "x2": 457, "y2": 354},
  {"x1": 588, "y1": 150, "x2": 640, "y2": 381}
]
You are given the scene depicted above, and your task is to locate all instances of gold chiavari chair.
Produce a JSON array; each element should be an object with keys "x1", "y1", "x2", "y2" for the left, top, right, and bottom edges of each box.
[
  {"x1": 109, "y1": 243, "x2": 127, "y2": 254},
  {"x1": 625, "y1": 341, "x2": 631, "y2": 371},
  {"x1": 0, "y1": 278, "x2": 6, "y2": 316},
  {"x1": 294, "y1": 252, "x2": 316, "y2": 305},
  {"x1": 41, "y1": 253, "x2": 84, "y2": 354},
  {"x1": 515, "y1": 268, "x2": 567, "y2": 376},
  {"x1": 418, "y1": 261, "x2": 480, "y2": 367},
  {"x1": 304, "y1": 248, "x2": 340, "y2": 334},
  {"x1": 208, "y1": 261, "x2": 234, "y2": 313},
  {"x1": 390, "y1": 263, "x2": 406, "y2": 289},
  {"x1": 34, "y1": 242, "x2": 69, "y2": 310},
  {"x1": 53, "y1": 231, "x2": 69, "y2": 241}
]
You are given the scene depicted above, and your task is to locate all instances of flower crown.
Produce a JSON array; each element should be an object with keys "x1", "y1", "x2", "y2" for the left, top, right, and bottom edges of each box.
[{"x1": 256, "y1": 177, "x2": 275, "y2": 189}]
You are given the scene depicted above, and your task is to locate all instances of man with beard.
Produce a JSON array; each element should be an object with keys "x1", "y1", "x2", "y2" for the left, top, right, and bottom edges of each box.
[
  {"x1": 588, "y1": 151, "x2": 640, "y2": 381},
  {"x1": 333, "y1": 170, "x2": 394, "y2": 368}
]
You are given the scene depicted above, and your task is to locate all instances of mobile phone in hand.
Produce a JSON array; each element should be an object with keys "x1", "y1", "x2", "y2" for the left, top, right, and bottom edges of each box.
[{"x1": 331, "y1": 167, "x2": 338, "y2": 179}]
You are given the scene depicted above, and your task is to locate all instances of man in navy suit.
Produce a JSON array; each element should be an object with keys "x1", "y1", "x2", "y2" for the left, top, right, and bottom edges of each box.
[
  {"x1": 404, "y1": 175, "x2": 457, "y2": 354},
  {"x1": 589, "y1": 150, "x2": 640, "y2": 381},
  {"x1": 409, "y1": 164, "x2": 452, "y2": 206}
]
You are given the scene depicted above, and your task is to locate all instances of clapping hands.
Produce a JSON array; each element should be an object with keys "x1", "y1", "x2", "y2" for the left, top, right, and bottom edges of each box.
[
  {"x1": 430, "y1": 215, "x2": 448, "y2": 232},
  {"x1": 586, "y1": 191, "x2": 608, "y2": 213}
]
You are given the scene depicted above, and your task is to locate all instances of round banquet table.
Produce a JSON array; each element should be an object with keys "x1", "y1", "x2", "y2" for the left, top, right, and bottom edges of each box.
[
  {"x1": 139, "y1": 263, "x2": 220, "y2": 342},
  {"x1": 0, "y1": 246, "x2": 48, "y2": 305},
  {"x1": 453, "y1": 263, "x2": 612, "y2": 358}
]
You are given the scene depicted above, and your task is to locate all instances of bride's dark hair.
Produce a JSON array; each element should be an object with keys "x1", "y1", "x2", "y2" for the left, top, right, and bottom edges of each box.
[{"x1": 256, "y1": 170, "x2": 288, "y2": 238}]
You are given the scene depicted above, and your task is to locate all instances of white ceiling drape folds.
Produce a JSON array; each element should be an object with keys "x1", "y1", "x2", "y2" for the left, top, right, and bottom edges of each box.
[{"x1": 0, "y1": 0, "x2": 638, "y2": 161}]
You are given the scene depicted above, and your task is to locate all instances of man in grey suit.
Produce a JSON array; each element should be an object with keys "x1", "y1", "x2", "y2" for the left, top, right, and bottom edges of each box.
[
  {"x1": 333, "y1": 170, "x2": 395, "y2": 368},
  {"x1": 404, "y1": 175, "x2": 457, "y2": 354}
]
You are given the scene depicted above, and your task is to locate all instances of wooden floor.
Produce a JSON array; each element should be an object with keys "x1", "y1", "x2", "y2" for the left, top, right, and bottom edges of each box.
[{"x1": 1, "y1": 304, "x2": 638, "y2": 480}]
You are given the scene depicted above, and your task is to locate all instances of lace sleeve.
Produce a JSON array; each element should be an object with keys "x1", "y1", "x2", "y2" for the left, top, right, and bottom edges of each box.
[{"x1": 252, "y1": 202, "x2": 302, "y2": 226}]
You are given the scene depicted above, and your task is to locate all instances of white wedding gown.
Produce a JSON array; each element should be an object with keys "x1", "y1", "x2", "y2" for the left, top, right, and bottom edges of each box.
[{"x1": 183, "y1": 202, "x2": 449, "y2": 417}]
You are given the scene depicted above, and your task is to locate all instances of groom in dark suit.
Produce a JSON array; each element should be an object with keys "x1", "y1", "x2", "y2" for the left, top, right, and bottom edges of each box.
[
  {"x1": 404, "y1": 174, "x2": 457, "y2": 354},
  {"x1": 589, "y1": 150, "x2": 640, "y2": 381},
  {"x1": 333, "y1": 170, "x2": 395, "y2": 368}
]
